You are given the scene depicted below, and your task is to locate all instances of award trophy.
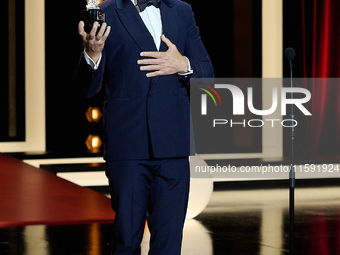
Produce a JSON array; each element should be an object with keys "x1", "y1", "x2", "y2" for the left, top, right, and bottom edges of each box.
[{"x1": 80, "y1": 0, "x2": 105, "y2": 34}]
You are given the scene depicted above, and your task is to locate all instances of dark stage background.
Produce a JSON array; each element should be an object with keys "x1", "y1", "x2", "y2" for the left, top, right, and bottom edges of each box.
[{"x1": 1, "y1": 0, "x2": 25, "y2": 142}]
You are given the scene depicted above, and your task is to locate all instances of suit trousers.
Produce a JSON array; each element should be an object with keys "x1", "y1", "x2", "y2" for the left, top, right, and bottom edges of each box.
[{"x1": 106, "y1": 157, "x2": 190, "y2": 255}]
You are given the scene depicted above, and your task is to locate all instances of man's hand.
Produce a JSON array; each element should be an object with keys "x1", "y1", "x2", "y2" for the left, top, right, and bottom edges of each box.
[
  {"x1": 137, "y1": 35, "x2": 189, "y2": 77},
  {"x1": 78, "y1": 21, "x2": 111, "y2": 63}
]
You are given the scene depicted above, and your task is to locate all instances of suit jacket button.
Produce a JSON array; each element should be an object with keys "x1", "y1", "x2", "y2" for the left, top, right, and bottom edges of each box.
[
  {"x1": 149, "y1": 92, "x2": 155, "y2": 97},
  {"x1": 173, "y1": 90, "x2": 177, "y2": 96}
]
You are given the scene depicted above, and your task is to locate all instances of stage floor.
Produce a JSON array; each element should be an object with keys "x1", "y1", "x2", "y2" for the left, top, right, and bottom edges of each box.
[
  {"x1": 0, "y1": 154, "x2": 114, "y2": 227},
  {"x1": 1, "y1": 182, "x2": 340, "y2": 255}
]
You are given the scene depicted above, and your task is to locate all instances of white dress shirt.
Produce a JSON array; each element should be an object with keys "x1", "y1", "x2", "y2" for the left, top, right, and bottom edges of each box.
[{"x1": 84, "y1": 0, "x2": 192, "y2": 75}]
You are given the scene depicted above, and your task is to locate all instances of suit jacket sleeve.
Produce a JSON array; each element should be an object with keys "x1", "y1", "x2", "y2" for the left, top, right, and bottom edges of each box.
[
  {"x1": 74, "y1": 46, "x2": 107, "y2": 99},
  {"x1": 183, "y1": 5, "x2": 214, "y2": 81}
]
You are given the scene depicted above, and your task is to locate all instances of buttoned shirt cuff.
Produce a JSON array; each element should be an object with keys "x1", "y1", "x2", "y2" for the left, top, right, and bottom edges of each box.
[
  {"x1": 178, "y1": 56, "x2": 193, "y2": 76},
  {"x1": 83, "y1": 49, "x2": 102, "y2": 71}
]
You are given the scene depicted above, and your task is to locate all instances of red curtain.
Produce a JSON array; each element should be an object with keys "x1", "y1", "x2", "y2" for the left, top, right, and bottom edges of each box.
[
  {"x1": 301, "y1": 0, "x2": 340, "y2": 157},
  {"x1": 310, "y1": 212, "x2": 329, "y2": 255}
]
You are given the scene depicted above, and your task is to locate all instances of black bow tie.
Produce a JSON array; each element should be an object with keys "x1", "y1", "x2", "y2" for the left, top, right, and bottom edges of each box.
[{"x1": 138, "y1": 0, "x2": 161, "y2": 11}]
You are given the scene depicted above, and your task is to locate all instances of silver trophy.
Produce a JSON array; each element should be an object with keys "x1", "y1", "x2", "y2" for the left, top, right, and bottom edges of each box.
[{"x1": 80, "y1": 0, "x2": 105, "y2": 33}]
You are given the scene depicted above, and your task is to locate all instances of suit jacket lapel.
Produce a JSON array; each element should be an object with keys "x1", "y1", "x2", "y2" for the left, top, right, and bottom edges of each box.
[
  {"x1": 115, "y1": 0, "x2": 179, "y2": 85},
  {"x1": 116, "y1": 0, "x2": 157, "y2": 51},
  {"x1": 159, "y1": 0, "x2": 178, "y2": 52},
  {"x1": 151, "y1": 0, "x2": 178, "y2": 85}
]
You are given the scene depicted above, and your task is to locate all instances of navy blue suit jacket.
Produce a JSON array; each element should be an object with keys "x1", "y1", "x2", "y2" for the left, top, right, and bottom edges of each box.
[{"x1": 75, "y1": 0, "x2": 214, "y2": 160}]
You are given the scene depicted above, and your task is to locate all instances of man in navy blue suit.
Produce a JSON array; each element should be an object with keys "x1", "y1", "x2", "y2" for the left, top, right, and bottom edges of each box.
[{"x1": 75, "y1": 0, "x2": 213, "y2": 254}]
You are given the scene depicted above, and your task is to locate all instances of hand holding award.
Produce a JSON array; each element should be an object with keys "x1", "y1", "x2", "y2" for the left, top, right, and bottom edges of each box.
[
  {"x1": 78, "y1": 0, "x2": 111, "y2": 63},
  {"x1": 81, "y1": 0, "x2": 105, "y2": 33}
]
